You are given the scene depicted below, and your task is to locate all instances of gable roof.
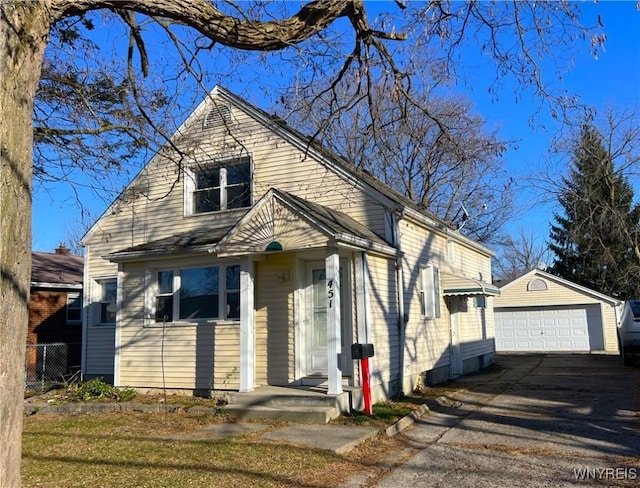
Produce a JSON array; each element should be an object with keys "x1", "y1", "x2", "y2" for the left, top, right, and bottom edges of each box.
[
  {"x1": 214, "y1": 188, "x2": 398, "y2": 258},
  {"x1": 498, "y1": 268, "x2": 621, "y2": 305},
  {"x1": 214, "y1": 87, "x2": 494, "y2": 256},
  {"x1": 32, "y1": 251, "x2": 83, "y2": 289},
  {"x1": 106, "y1": 189, "x2": 398, "y2": 262},
  {"x1": 85, "y1": 85, "x2": 493, "y2": 257}
]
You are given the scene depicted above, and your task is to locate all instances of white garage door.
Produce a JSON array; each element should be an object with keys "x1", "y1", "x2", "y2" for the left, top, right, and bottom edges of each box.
[{"x1": 495, "y1": 305, "x2": 602, "y2": 352}]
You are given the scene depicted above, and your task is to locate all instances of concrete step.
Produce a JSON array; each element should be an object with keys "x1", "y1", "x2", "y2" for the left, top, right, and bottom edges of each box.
[
  {"x1": 223, "y1": 404, "x2": 341, "y2": 424},
  {"x1": 221, "y1": 386, "x2": 355, "y2": 423},
  {"x1": 226, "y1": 392, "x2": 342, "y2": 408}
]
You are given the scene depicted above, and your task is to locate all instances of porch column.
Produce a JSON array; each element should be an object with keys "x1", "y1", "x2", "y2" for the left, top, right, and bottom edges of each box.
[
  {"x1": 326, "y1": 249, "x2": 343, "y2": 395},
  {"x1": 239, "y1": 259, "x2": 255, "y2": 392}
]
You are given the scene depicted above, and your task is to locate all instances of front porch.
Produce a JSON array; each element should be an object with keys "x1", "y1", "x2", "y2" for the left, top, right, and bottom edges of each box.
[{"x1": 222, "y1": 385, "x2": 359, "y2": 424}]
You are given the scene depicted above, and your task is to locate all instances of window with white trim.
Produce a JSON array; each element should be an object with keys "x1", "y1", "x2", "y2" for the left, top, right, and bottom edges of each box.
[
  {"x1": 186, "y1": 156, "x2": 251, "y2": 215},
  {"x1": 152, "y1": 264, "x2": 240, "y2": 323},
  {"x1": 420, "y1": 264, "x2": 441, "y2": 319},
  {"x1": 66, "y1": 292, "x2": 82, "y2": 325},
  {"x1": 474, "y1": 295, "x2": 486, "y2": 309},
  {"x1": 96, "y1": 279, "x2": 117, "y2": 325}
]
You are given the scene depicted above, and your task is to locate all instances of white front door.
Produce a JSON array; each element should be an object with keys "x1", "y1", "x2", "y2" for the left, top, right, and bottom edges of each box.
[{"x1": 305, "y1": 262, "x2": 352, "y2": 377}]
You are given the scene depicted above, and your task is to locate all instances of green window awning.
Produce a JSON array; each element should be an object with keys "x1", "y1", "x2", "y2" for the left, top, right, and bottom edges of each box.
[{"x1": 441, "y1": 273, "x2": 500, "y2": 297}]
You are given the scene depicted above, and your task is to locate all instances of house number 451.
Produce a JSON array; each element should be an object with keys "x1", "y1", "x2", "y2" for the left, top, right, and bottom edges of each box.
[{"x1": 327, "y1": 279, "x2": 334, "y2": 309}]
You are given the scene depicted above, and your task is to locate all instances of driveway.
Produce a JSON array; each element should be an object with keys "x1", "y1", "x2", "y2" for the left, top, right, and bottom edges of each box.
[{"x1": 376, "y1": 354, "x2": 640, "y2": 488}]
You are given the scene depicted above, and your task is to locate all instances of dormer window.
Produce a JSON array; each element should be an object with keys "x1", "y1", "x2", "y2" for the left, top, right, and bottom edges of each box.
[{"x1": 186, "y1": 156, "x2": 252, "y2": 215}]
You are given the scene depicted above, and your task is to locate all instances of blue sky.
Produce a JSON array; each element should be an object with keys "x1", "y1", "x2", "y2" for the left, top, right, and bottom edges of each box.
[
  {"x1": 32, "y1": 1, "x2": 640, "y2": 254},
  {"x1": 490, "y1": 0, "x2": 640, "y2": 247}
]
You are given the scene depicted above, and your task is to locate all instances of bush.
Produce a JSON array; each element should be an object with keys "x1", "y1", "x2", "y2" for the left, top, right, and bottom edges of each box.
[{"x1": 69, "y1": 378, "x2": 137, "y2": 402}]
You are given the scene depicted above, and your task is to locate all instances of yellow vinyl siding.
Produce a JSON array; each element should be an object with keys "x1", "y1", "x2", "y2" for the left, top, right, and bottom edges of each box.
[
  {"x1": 365, "y1": 254, "x2": 399, "y2": 388},
  {"x1": 84, "y1": 89, "x2": 388, "y2": 263},
  {"x1": 222, "y1": 199, "x2": 331, "y2": 254},
  {"x1": 83, "y1": 244, "x2": 118, "y2": 379},
  {"x1": 255, "y1": 253, "x2": 295, "y2": 386},
  {"x1": 459, "y1": 297, "x2": 495, "y2": 359},
  {"x1": 83, "y1": 89, "x2": 391, "y2": 390},
  {"x1": 213, "y1": 325, "x2": 240, "y2": 390},
  {"x1": 112, "y1": 261, "x2": 243, "y2": 390},
  {"x1": 399, "y1": 219, "x2": 450, "y2": 373},
  {"x1": 84, "y1": 328, "x2": 115, "y2": 379},
  {"x1": 496, "y1": 278, "x2": 605, "y2": 307},
  {"x1": 601, "y1": 306, "x2": 618, "y2": 352},
  {"x1": 399, "y1": 216, "x2": 496, "y2": 375}
]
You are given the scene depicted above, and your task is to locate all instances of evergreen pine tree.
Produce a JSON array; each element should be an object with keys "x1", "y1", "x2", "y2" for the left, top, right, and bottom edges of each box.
[{"x1": 549, "y1": 124, "x2": 640, "y2": 299}]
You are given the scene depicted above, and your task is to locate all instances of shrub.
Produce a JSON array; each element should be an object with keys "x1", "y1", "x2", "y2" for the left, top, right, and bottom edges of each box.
[{"x1": 69, "y1": 378, "x2": 137, "y2": 403}]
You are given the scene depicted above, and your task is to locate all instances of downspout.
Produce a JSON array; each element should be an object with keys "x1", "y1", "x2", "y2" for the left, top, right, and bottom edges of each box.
[
  {"x1": 394, "y1": 211, "x2": 406, "y2": 397},
  {"x1": 114, "y1": 264, "x2": 124, "y2": 386}
]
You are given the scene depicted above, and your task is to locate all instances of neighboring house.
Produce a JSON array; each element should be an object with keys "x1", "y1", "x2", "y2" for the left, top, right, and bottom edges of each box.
[
  {"x1": 494, "y1": 269, "x2": 621, "y2": 353},
  {"x1": 27, "y1": 246, "x2": 84, "y2": 378},
  {"x1": 81, "y1": 86, "x2": 499, "y2": 410}
]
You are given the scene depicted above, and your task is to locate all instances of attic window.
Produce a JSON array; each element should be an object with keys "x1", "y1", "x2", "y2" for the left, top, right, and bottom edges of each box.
[
  {"x1": 204, "y1": 104, "x2": 232, "y2": 129},
  {"x1": 527, "y1": 278, "x2": 548, "y2": 291},
  {"x1": 191, "y1": 156, "x2": 252, "y2": 213}
]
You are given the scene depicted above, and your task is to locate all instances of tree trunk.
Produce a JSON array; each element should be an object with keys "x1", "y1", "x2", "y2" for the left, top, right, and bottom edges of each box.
[
  {"x1": 0, "y1": 1, "x2": 362, "y2": 484},
  {"x1": 0, "y1": 3, "x2": 50, "y2": 486}
]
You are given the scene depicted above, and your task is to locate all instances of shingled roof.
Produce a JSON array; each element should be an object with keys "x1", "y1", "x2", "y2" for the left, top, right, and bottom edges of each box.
[{"x1": 31, "y1": 246, "x2": 83, "y2": 289}]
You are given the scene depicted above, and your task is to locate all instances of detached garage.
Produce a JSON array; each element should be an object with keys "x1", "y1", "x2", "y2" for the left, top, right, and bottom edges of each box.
[{"x1": 494, "y1": 269, "x2": 621, "y2": 353}]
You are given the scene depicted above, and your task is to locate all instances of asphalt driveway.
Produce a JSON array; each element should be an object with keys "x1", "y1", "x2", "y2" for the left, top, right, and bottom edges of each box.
[{"x1": 375, "y1": 354, "x2": 640, "y2": 488}]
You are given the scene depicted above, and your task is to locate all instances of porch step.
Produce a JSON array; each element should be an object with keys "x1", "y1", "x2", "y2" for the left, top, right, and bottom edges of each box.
[
  {"x1": 223, "y1": 404, "x2": 341, "y2": 424},
  {"x1": 221, "y1": 386, "x2": 353, "y2": 424}
]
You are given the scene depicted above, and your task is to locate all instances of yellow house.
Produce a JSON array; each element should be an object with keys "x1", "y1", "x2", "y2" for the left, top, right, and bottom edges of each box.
[{"x1": 81, "y1": 86, "x2": 499, "y2": 412}]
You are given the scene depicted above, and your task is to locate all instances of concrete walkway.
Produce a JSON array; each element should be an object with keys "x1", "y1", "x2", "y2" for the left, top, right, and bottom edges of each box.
[
  {"x1": 374, "y1": 354, "x2": 640, "y2": 488},
  {"x1": 25, "y1": 394, "x2": 397, "y2": 455}
]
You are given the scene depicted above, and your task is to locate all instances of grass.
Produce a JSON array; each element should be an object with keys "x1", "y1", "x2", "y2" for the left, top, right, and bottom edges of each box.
[
  {"x1": 21, "y1": 396, "x2": 424, "y2": 488},
  {"x1": 21, "y1": 378, "x2": 471, "y2": 486},
  {"x1": 22, "y1": 412, "x2": 374, "y2": 487},
  {"x1": 333, "y1": 398, "x2": 423, "y2": 427}
]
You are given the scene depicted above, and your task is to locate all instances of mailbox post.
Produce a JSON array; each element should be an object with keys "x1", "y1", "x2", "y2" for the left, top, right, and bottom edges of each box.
[{"x1": 351, "y1": 343, "x2": 374, "y2": 416}]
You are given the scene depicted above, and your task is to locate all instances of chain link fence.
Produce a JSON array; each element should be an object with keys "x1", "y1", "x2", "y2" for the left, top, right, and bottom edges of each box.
[{"x1": 25, "y1": 342, "x2": 81, "y2": 392}]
